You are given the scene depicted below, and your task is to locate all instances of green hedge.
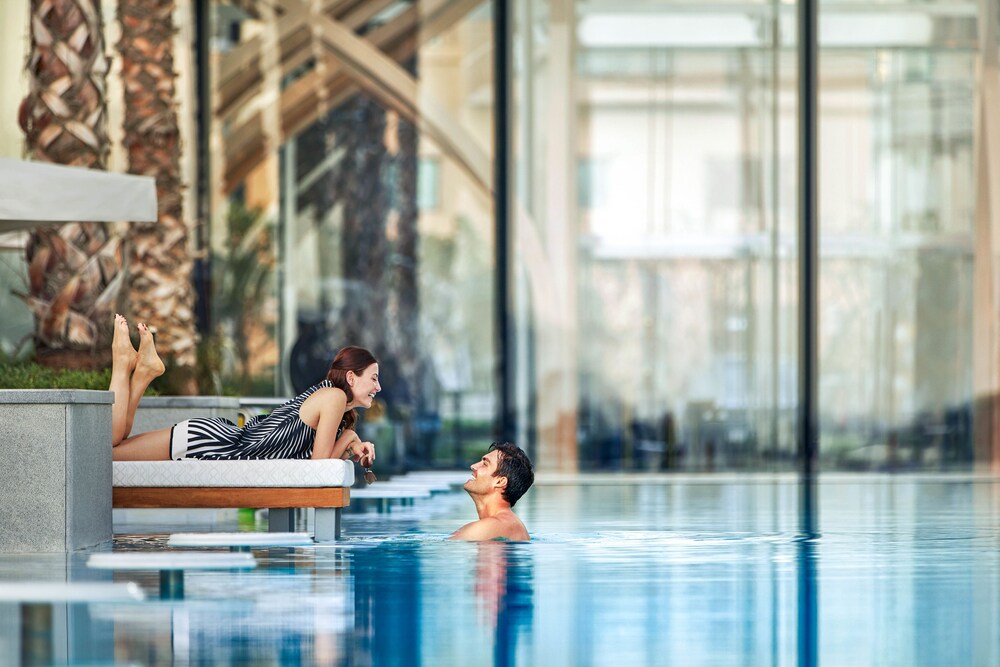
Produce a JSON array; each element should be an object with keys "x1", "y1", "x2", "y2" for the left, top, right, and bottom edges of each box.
[{"x1": 0, "y1": 360, "x2": 133, "y2": 392}]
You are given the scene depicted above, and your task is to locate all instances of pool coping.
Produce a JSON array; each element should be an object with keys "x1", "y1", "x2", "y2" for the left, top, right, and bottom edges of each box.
[{"x1": 533, "y1": 471, "x2": 1000, "y2": 485}]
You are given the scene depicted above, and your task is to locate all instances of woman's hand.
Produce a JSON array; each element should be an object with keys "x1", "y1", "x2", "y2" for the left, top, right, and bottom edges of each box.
[{"x1": 353, "y1": 441, "x2": 376, "y2": 468}]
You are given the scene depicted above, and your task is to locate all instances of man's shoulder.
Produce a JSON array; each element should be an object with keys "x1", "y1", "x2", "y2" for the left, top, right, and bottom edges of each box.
[
  {"x1": 449, "y1": 517, "x2": 500, "y2": 541},
  {"x1": 450, "y1": 513, "x2": 529, "y2": 542},
  {"x1": 497, "y1": 511, "x2": 530, "y2": 541}
]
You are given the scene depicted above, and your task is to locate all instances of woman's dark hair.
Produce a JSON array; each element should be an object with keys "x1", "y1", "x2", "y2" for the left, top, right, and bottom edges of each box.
[
  {"x1": 490, "y1": 442, "x2": 534, "y2": 507},
  {"x1": 325, "y1": 346, "x2": 378, "y2": 431}
]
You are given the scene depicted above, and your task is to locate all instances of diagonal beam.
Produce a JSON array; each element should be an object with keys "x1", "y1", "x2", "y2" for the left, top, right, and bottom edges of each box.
[
  {"x1": 222, "y1": 1, "x2": 416, "y2": 127},
  {"x1": 298, "y1": 0, "x2": 492, "y2": 190},
  {"x1": 221, "y1": 0, "x2": 488, "y2": 196},
  {"x1": 220, "y1": 13, "x2": 416, "y2": 190},
  {"x1": 218, "y1": 0, "x2": 414, "y2": 122}
]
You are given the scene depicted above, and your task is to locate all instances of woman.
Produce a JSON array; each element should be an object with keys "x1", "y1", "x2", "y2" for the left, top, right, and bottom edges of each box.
[{"x1": 110, "y1": 314, "x2": 378, "y2": 469}]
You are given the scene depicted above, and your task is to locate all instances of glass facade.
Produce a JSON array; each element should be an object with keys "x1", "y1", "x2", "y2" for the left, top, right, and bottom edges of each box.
[
  {"x1": 204, "y1": 1, "x2": 498, "y2": 472},
  {"x1": 0, "y1": 0, "x2": 997, "y2": 474},
  {"x1": 510, "y1": 0, "x2": 993, "y2": 472},
  {"x1": 0, "y1": 6, "x2": 998, "y2": 664}
]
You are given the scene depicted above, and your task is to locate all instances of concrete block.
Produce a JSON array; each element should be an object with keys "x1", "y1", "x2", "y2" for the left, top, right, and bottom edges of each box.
[
  {"x1": 131, "y1": 396, "x2": 240, "y2": 433},
  {"x1": 0, "y1": 390, "x2": 113, "y2": 552}
]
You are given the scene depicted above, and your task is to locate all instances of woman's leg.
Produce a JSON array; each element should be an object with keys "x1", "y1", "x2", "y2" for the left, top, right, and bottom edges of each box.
[
  {"x1": 110, "y1": 314, "x2": 137, "y2": 446},
  {"x1": 122, "y1": 323, "x2": 165, "y2": 440},
  {"x1": 112, "y1": 427, "x2": 172, "y2": 460}
]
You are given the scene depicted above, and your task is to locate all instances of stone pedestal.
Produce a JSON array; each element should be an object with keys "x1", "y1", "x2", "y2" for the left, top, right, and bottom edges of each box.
[
  {"x1": 132, "y1": 396, "x2": 241, "y2": 433},
  {"x1": 0, "y1": 390, "x2": 113, "y2": 552}
]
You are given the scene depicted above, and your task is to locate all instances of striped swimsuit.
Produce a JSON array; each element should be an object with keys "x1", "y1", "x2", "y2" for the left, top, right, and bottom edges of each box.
[{"x1": 170, "y1": 381, "x2": 340, "y2": 460}]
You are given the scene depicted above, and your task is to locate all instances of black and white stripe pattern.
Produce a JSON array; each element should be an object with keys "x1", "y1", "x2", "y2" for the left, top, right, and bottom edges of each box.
[{"x1": 172, "y1": 381, "x2": 339, "y2": 460}]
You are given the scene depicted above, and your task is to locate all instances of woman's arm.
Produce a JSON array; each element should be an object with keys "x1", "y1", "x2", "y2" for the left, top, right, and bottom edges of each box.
[
  {"x1": 331, "y1": 429, "x2": 361, "y2": 460},
  {"x1": 306, "y1": 389, "x2": 376, "y2": 463},
  {"x1": 330, "y1": 429, "x2": 375, "y2": 467},
  {"x1": 310, "y1": 389, "x2": 348, "y2": 459}
]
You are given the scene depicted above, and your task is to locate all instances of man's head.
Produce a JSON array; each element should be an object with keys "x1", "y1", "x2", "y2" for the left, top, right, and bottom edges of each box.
[{"x1": 465, "y1": 442, "x2": 534, "y2": 507}]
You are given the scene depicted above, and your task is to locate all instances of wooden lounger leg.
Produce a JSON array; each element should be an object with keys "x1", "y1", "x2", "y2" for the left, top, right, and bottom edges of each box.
[
  {"x1": 314, "y1": 508, "x2": 341, "y2": 541},
  {"x1": 269, "y1": 508, "x2": 293, "y2": 532}
]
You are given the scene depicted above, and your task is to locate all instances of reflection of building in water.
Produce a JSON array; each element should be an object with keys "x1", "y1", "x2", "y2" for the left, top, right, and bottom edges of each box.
[
  {"x1": 347, "y1": 539, "x2": 535, "y2": 666},
  {"x1": 0, "y1": 576, "x2": 138, "y2": 666},
  {"x1": 7, "y1": 603, "x2": 115, "y2": 665},
  {"x1": 103, "y1": 564, "x2": 352, "y2": 665},
  {"x1": 352, "y1": 543, "x2": 422, "y2": 667}
]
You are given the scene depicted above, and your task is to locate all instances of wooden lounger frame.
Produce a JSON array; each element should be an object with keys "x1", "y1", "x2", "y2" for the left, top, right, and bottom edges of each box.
[{"x1": 113, "y1": 487, "x2": 351, "y2": 541}]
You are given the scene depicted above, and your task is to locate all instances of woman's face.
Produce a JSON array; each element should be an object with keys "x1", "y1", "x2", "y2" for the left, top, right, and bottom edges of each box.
[{"x1": 349, "y1": 363, "x2": 381, "y2": 408}]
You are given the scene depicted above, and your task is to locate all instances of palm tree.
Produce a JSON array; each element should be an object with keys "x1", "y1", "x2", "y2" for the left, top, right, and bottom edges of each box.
[
  {"x1": 392, "y1": 111, "x2": 421, "y2": 397},
  {"x1": 212, "y1": 202, "x2": 275, "y2": 395},
  {"x1": 334, "y1": 95, "x2": 389, "y2": 349},
  {"x1": 117, "y1": 0, "x2": 198, "y2": 391},
  {"x1": 18, "y1": 0, "x2": 121, "y2": 368}
]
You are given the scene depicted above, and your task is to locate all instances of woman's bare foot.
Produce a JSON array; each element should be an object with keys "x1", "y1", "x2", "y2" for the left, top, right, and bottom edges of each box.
[
  {"x1": 112, "y1": 314, "x2": 137, "y2": 372},
  {"x1": 135, "y1": 323, "x2": 165, "y2": 379},
  {"x1": 121, "y1": 323, "x2": 165, "y2": 442},
  {"x1": 110, "y1": 313, "x2": 137, "y2": 445}
]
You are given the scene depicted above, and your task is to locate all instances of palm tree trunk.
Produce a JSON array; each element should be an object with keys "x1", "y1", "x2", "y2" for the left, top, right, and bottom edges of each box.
[
  {"x1": 389, "y1": 105, "x2": 430, "y2": 461},
  {"x1": 336, "y1": 95, "x2": 389, "y2": 350},
  {"x1": 18, "y1": 0, "x2": 121, "y2": 368},
  {"x1": 393, "y1": 112, "x2": 420, "y2": 394},
  {"x1": 118, "y1": 0, "x2": 199, "y2": 391}
]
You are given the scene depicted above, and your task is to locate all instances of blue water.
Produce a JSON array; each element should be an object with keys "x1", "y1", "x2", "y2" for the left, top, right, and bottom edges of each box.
[{"x1": 0, "y1": 476, "x2": 997, "y2": 666}]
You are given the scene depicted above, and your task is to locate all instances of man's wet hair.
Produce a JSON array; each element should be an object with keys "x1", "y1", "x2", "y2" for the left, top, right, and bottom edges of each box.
[{"x1": 489, "y1": 441, "x2": 534, "y2": 507}]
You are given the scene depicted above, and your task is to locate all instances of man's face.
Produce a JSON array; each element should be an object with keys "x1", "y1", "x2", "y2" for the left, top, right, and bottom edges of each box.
[{"x1": 465, "y1": 450, "x2": 503, "y2": 496}]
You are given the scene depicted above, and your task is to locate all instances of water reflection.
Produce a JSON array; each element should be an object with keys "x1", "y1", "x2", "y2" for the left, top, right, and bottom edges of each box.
[
  {"x1": 3, "y1": 601, "x2": 118, "y2": 666},
  {"x1": 352, "y1": 541, "x2": 420, "y2": 665},
  {"x1": 0, "y1": 479, "x2": 996, "y2": 665},
  {"x1": 474, "y1": 543, "x2": 534, "y2": 667},
  {"x1": 798, "y1": 479, "x2": 819, "y2": 667},
  {"x1": 347, "y1": 539, "x2": 532, "y2": 666}
]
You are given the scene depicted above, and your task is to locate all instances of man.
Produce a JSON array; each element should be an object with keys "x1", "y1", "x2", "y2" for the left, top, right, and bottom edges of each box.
[{"x1": 450, "y1": 442, "x2": 534, "y2": 542}]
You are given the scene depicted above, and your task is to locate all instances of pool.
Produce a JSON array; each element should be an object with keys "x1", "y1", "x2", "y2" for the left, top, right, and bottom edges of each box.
[{"x1": 0, "y1": 474, "x2": 997, "y2": 665}]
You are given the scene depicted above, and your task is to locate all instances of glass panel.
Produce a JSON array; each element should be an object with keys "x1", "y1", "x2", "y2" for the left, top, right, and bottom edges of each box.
[
  {"x1": 818, "y1": 39, "x2": 978, "y2": 471},
  {"x1": 512, "y1": 0, "x2": 990, "y2": 473},
  {"x1": 209, "y1": 1, "x2": 496, "y2": 471},
  {"x1": 512, "y1": 0, "x2": 795, "y2": 471}
]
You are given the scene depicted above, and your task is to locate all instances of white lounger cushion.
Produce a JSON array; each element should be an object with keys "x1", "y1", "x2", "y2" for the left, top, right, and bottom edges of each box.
[{"x1": 113, "y1": 459, "x2": 353, "y2": 488}]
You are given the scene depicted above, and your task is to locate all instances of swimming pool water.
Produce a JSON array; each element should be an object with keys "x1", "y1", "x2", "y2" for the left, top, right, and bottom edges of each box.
[{"x1": 0, "y1": 475, "x2": 997, "y2": 666}]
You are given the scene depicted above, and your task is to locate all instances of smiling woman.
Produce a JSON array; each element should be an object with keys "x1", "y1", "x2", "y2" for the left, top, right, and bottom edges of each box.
[{"x1": 109, "y1": 316, "x2": 381, "y2": 467}]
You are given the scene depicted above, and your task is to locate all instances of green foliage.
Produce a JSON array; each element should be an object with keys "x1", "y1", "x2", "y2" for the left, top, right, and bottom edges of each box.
[
  {"x1": 214, "y1": 201, "x2": 274, "y2": 325},
  {"x1": 227, "y1": 374, "x2": 275, "y2": 397},
  {"x1": 0, "y1": 358, "x2": 124, "y2": 391},
  {"x1": 213, "y1": 201, "x2": 277, "y2": 395},
  {"x1": 195, "y1": 330, "x2": 226, "y2": 395},
  {"x1": 0, "y1": 350, "x2": 166, "y2": 393}
]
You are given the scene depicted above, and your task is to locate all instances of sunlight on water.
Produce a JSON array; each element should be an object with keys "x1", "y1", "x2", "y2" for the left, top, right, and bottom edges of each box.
[{"x1": 0, "y1": 477, "x2": 996, "y2": 666}]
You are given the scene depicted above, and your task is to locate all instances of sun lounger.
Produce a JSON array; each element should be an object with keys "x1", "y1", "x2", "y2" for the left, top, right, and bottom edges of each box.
[{"x1": 112, "y1": 459, "x2": 353, "y2": 541}]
